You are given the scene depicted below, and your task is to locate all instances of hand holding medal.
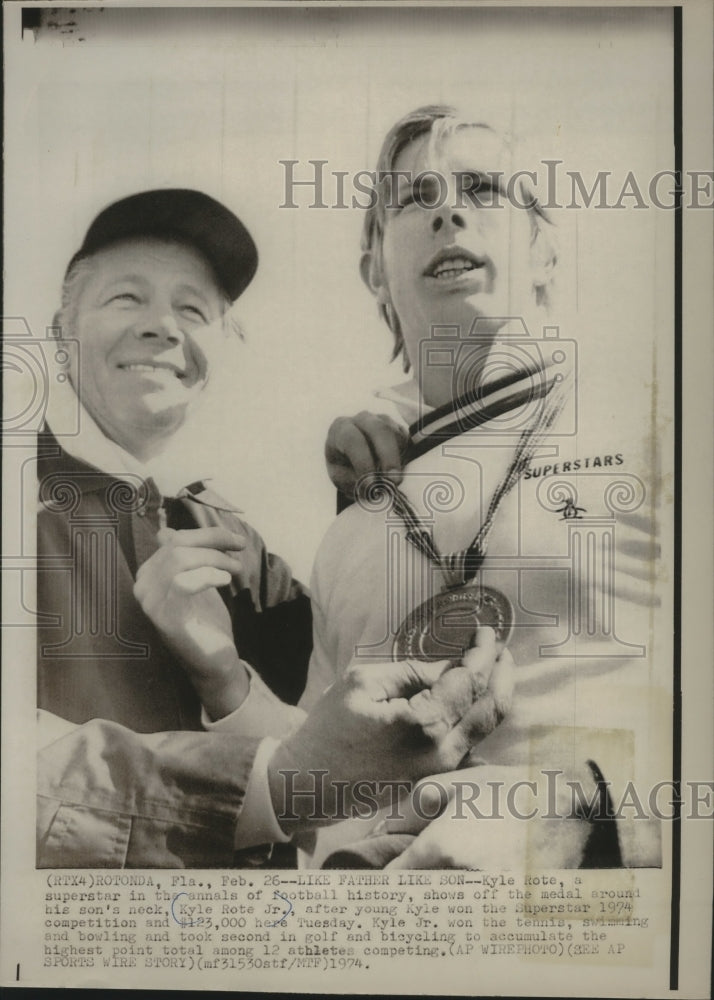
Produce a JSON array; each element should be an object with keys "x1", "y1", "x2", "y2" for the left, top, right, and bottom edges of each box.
[
  {"x1": 268, "y1": 628, "x2": 513, "y2": 832},
  {"x1": 404, "y1": 626, "x2": 514, "y2": 760}
]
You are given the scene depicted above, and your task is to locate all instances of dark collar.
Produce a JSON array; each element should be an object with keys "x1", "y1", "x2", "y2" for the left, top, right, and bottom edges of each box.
[
  {"x1": 38, "y1": 425, "x2": 123, "y2": 496},
  {"x1": 405, "y1": 362, "x2": 559, "y2": 463}
]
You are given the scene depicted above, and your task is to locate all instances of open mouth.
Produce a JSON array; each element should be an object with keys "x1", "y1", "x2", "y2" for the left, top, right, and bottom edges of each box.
[
  {"x1": 424, "y1": 248, "x2": 487, "y2": 281},
  {"x1": 119, "y1": 362, "x2": 186, "y2": 380}
]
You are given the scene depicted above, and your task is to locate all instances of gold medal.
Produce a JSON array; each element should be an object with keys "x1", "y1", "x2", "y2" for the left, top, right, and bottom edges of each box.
[
  {"x1": 385, "y1": 370, "x2": 566, "y2": 663},
  {"x1": 393, "y1": 584, "x2": 513, "y2": 661}
]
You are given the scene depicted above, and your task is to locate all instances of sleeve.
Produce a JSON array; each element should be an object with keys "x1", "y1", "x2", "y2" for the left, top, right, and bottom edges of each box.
[
  {"x1": 232, "y1": 737, "x2": 292, "y2": 849},
  {"x1": 298, "y1": 584, "x2": 336, "y2": 711},
  {"x1": 37, "y1": 709, "x2": 265, "y2": 868},
  {"x1": 298, "y1": 523, "x2": 349, "y2": 711},
  {"x1": 221, "y1": 517, "x2": 313, "y2": 707},
  {"x1": 201, "y1": 661, "x2": 306, "y2": 739}
]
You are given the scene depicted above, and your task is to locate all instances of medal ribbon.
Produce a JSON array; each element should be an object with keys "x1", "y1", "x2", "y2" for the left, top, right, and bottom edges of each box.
[{"x1": 378, "y1": 370, "x2": 569, "y2": 590}]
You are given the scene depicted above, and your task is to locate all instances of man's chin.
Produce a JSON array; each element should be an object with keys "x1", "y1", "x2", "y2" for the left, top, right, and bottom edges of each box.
[
  {"x1": 138, "y1": 383, "x2": 203, "y2": 414},
  {"x1": 421, "y1": 297, "x2": 512, "y2": 339},
  {"x1": 132, "y1": 394, "x2": 196, "y2": 433}
]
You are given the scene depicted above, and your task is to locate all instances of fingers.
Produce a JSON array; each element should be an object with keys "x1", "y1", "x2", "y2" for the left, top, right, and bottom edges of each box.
[
  {"x1": 325, "y1": 412, "x2": 407, "y2": 495},
  {"x1": 164, "y1": 567, "x2": 233, "y2": 596},
  {"x1": 325, "y1": 418, "x2": 375, "y2": 484},
  {"x1": 446, "y1": 692, "x2": 500, "y2": 759},
  {"x1": 439, "y1": 643, "x2": 514, "y2": 750},
  {"x1": 352, "y1": 628, "x2": 512, "y2": 747},
  {"x1": 488, "y1": 648, "x2": 515, "y2": 722},
  {"x1": 135, "y1": 544, "x2": 243, "y2": 600},
  {"x1": 407, "y1": 666, "x2": 484, "y2": 742},
  {"x1": 351, "y1": 412, "x2": 407, "y2": 480},
  {"x1": 405, "y1": 627, "x2": 499, "y2": 720},
  {"x1": 347, "y1": 658, "x2": 453, "y2": 702},
  {"x1": 157, "y1": 526, "x2": 246, "y2": 553},
  {"x1": 410, "y1": 628, "x2": 510, "y2": 738},
  {"x1": 434, "y1": 638, "x2": 510, "y2": 759},
  {"x1": 460, "y1": 626, "x2": 499, "y2": 688},
  {"x1": 328, "y1": 463, "x2": 363, "y2": 498},
  {"x1": 139, "y1": 545, "x2": 242, "y2": 580}
]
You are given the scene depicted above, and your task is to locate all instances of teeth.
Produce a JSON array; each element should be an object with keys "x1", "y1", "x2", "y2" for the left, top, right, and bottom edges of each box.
[{"x1": 431, "y1": 257, "x2": 478, "y2": 279}]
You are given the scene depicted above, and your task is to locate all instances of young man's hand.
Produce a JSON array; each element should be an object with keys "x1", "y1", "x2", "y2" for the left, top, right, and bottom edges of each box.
[
  {"x1": 134, "y1": 526, "x2": 250, "y2": 720},
  {"x1": 325, "y1": 411, "x2": 408, "y2": 497},
  {"x1": 268, "y1": 628, "x2": 513, "y2": 833},
  {"x1": 382, "y1": 762, "x2": 598, "y2": 870}
]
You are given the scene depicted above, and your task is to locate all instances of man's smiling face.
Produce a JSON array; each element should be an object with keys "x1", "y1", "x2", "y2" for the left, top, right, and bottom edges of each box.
[
  {"x1": 65, "y1": 237, "x2": 225, "y2": 457},
  {"x1": 373, "y1": 125, "x2": 541, "y2": 401}
]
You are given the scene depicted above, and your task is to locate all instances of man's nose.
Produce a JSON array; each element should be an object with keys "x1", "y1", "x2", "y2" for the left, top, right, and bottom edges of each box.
[
  {"x1": 134, "y1": 309, "x2": 183, "y2": 346},
  {"x1": 431, "y1": 206, "x2": 467, "y2": 235}
]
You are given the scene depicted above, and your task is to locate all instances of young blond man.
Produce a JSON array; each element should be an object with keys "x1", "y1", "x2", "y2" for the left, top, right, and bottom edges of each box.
[{"x1": 309, "y1": 106, "x2": 666, "y2": 868}]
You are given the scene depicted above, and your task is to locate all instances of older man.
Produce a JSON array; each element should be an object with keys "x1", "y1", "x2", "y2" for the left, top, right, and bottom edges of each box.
[
  {"x1": 37, "y1": 187, "x2": 511, "y2": 867},
  {"x1": 38, "y1": 190, "x2": 310, "y2": 730}
]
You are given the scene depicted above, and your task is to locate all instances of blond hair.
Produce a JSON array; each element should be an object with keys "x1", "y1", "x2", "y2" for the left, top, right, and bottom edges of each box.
[{"x1": 362, "y1": 105, "x2": 557, "y2": 369}]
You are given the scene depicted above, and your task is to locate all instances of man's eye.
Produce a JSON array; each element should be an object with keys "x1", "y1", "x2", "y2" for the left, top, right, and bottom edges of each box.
[
  {"x1": 393, "y1": 182, "x2": 430, "y2": 211},
  {"x1": 460, "y1": 173, "x2": 502, "y2": 205},
  {"x1": 180, "y1": 304, "x2": 208, "y2": 323},
  {"x1": 415, "y1": 180, "x2": 443, "y2": 207},
  {"x1": 396, "y1": 181, "x2": 443, "y2": 210},
  {"x1": 389, "y1": 191, "x2": 414, "y2": 213},
  {"x1": 107, "y1": 292, "x2": 140, "y2": 306}
]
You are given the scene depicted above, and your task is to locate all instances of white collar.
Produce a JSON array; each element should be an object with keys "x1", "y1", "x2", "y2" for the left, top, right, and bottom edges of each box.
[
  {"x1": 374, "y1": 362, "x2": 569, "y2": 459},
  {"x1": 45, "y1": 376, "x2": 210, "y2": 496},
  {"x1": 374, "y1": 378, "x2": 428, "y2": 425}
]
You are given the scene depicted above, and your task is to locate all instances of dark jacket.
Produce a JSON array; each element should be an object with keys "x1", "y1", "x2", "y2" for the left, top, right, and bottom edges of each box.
[{"x1": 37, "y1": 426, "x2": 311, "y2": 732}]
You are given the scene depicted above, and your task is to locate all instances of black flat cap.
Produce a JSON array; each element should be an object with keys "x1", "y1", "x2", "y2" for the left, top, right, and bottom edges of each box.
[{"x1": 66, "y1": 189, "x2": 258, "y2": 302}]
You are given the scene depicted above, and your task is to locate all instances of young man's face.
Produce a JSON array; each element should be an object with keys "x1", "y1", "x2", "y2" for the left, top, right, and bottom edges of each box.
[
  {"x1": 374, "y1": 126, "x2": 544, "y2": 404},
  {"x1": 65, "y1": 237, "x2": 225, "y2": 458}
]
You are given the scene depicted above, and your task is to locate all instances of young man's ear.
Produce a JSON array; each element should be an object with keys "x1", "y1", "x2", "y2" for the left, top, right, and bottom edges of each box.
[
  {"x1": 530, "y1": 229, "x2": 557, "y2": 298},
  {"x1": 360, "y1": 250, "x2": 390, "y2": 306}
]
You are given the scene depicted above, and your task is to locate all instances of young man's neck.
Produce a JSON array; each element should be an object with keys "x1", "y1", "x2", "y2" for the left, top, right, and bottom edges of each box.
[{"x1": 413, "y1": 315, "x2": 546, "y2": 409}]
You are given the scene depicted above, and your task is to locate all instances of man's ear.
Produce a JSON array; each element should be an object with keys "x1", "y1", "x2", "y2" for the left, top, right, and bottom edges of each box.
[
  {"x1": 360, "y1": 250, "x2": 390, "y2": 306},
  {"x1": 530, "y1": 229, "x2": 557, "y2": 293},
  {"x1": 51, "y1": 310, "x2": 70, "y2": 347}
]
